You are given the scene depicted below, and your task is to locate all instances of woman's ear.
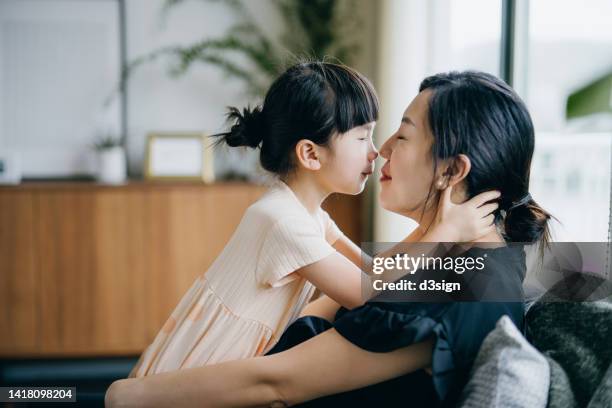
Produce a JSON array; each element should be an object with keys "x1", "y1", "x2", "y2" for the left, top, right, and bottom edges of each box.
[
  {"x1": 294, "y1": 139, "x2": 322, "y2": 171},
  {"x1": 435, "y1": 154, "x2": 471, "y2": 189}
]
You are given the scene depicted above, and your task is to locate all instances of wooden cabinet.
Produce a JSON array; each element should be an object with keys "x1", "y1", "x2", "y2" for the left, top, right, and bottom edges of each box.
[{"x1": 0, "y1": 182, "x2": 361, "y2": 357}]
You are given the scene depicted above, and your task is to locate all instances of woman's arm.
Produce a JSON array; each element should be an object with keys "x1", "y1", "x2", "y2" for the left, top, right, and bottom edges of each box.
[{"x1": 106, "y1": 329, "x2": 433, "y2": 408}]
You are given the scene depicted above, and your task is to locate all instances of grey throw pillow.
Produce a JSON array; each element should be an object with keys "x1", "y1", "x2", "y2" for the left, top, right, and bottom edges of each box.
[{"x1": 459, "y1": 315, "x2": 549, "y2": 408}]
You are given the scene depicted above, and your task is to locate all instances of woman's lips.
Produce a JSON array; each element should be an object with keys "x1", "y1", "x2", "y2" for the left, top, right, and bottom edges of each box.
[{"x1": 380, "y1": 163, "x2": 392, "y2": 182}]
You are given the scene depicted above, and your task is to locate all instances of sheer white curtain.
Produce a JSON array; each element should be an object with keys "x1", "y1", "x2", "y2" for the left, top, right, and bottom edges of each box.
[
  {"x1": 372, "y1": 0, "x2": 502, "y2": 241},
  {"x1": 372, "y1": 0, "x2": 429, "y2": 242}
]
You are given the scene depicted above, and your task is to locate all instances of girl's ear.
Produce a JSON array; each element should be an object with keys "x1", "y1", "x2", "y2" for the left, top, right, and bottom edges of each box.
[
  {"x1": 294, "y1": 139, "x2": 322, "y2": 171},
  {"x1": 435, "y1": 154, "x2": 471, "y2": 189}
]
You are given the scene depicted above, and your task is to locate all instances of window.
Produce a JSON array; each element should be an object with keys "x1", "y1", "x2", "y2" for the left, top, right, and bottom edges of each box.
[
  {"x1": 513, "y1": 0, "x2": 612, "y2": 241},
  {"x1": 373, "y1": 0, "x2": 611, "y2": 244}
]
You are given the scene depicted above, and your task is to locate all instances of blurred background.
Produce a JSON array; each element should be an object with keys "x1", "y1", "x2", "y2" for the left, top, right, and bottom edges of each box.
[{"x1": 0, "y1": 0, "x2": 610, "y2": 405}]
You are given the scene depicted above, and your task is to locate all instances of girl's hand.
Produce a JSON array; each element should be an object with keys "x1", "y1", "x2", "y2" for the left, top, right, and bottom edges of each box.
[{"x1": 430, "y1": 186, "x2": 500, "y2": 242}]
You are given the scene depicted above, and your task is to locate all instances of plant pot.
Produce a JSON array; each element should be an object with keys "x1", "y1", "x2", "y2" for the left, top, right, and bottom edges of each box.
[{"x1": 96, "y1": 147, "x2": 127, "y2": 184}]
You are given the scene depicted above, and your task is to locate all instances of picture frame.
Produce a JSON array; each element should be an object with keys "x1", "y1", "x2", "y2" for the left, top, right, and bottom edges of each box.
[{"x1": 144, "y1": 133, "x2": 215, "y2": 182}]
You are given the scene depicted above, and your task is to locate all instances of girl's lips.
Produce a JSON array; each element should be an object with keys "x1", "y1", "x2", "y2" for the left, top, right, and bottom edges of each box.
[
  {"x1": 361, "y1": 167, "x2": 374, "y2": 178},
  {"x1": 380, "y1": 175, "x2": 391, "y2": 182}
]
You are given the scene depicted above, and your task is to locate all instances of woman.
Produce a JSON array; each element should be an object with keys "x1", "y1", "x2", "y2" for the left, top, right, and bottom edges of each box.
[{"x1": 106, "y1": 71, "x2": 552, "y2": 407}]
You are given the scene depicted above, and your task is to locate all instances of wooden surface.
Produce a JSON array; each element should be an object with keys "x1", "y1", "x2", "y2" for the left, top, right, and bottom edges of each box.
[{"x1": 0, "y1": 181, "x2": 361, "y2": 357}]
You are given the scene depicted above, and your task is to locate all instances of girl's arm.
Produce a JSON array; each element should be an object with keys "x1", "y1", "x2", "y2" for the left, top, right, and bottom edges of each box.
[
  {"x1": 300, "y1": 228, "x2": 359, "y2": 318},
  {"x1": 298, "y1": 294, "x2": 341, "y2": 320},
  {"x1": 296, "y1": 252, "x2": 366, "y2": 309},
  {"x1": 296, "y1": 236, "x2": 366, "y2": 319},
  {"x1": 106, "y1": 329, "x2": 434, "y2": 408},
  {"x1": 297, "y1": 188, "x2": 500, "y2": 310},
  {"x1": 332, "y1": 233, "x2": 365, "y2": 268},
  {"x1": 299, "y1": 232, "x2": 420, "y2": 320}
]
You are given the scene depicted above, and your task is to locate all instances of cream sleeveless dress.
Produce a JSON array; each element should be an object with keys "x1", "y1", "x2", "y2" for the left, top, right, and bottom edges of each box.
[{"x1": 131, "y1": 181, "x2": 343, "y2": 376}]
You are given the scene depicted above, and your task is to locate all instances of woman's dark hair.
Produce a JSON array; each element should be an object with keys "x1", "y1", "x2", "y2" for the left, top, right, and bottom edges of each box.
[
  {"x1": 214, "y1": 61, "x2": 379, "y2": 176},
  {"x1": 419, "y1": 70, "x2": 553, "y2": 245}
]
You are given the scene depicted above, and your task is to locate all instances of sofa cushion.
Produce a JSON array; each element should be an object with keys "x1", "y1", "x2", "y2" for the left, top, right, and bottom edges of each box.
[{"x1": 459, "y1": 315, "x2": 549, "y2": 408}]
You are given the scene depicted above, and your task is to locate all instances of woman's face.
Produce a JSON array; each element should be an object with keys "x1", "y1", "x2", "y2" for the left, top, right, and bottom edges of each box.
[{"x1": 378, "y1": 90, "x2": 438, "y2": 219}]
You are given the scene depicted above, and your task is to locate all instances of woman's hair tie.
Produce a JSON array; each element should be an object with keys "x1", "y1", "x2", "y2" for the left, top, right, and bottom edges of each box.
[{"x1": 508, "y1": 193, "x2": 532, "y2": 211}]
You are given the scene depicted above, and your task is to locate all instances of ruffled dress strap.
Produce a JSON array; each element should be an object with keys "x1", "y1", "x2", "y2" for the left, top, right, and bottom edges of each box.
[{"x1": 334, "y1": 303, "x2": 456, "y2": 403}]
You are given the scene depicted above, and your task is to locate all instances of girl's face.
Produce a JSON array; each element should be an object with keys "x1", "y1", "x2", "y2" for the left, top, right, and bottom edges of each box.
[
  {"x1": 317, "y1": 122, "x2": 378, "y2": 195},
  {"x1": 378, "y1": 91, "x2": 438, "y2": 219}
]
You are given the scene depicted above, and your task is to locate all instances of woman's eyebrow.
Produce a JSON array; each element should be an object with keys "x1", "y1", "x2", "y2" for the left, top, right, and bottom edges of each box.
[{"x1": 401, "y1": 116, "x2": 417, "y2": 128}]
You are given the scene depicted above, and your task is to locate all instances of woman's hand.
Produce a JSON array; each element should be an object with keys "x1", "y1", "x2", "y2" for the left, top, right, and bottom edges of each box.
[{"x1": 428, "y1": 186, "x2": 500, "y2": 242}]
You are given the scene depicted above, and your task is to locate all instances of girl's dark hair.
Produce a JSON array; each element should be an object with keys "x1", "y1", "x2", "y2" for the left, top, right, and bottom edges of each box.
[
  {"x1": 214, "y1": 61, "x2": 379, "y2": 175},
  {"x1": 419, "y1": 71, "x2": 553, "y2": 245}
]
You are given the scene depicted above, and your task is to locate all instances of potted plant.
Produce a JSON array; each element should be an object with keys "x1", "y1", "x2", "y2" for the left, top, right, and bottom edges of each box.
[
  {"x1": 92, "y1": 135, "x2": 127, "y2": 184},
  {"x1": 122, "y1": 0, "x2": 362, "y2": 98}
]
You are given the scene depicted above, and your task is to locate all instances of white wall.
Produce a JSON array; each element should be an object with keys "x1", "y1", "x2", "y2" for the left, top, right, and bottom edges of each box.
[
  {"x1": 124, "y1": 0, "x2": 282, "y2": 177},
  {"x1": 0, "y1": 0, "x2": 122, "y2": 177}
]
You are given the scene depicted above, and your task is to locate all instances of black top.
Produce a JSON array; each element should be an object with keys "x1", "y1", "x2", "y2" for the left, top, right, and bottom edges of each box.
[{"x1": 267, "y1": 244, "x2": 526, "y2": 407}]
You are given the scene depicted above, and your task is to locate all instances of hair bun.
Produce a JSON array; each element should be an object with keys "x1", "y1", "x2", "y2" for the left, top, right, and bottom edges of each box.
[
  {"x1": 223, "y1": 106, "x2": 265, "y2": 148},
  {"x1": 503, "y1": 199, "x2": 552, "y2": 243}
]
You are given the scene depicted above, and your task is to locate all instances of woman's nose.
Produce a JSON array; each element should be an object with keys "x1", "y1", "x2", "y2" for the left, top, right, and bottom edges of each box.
[{"x1": 379, "y1": 138, "x2": 392, "y2": 159}]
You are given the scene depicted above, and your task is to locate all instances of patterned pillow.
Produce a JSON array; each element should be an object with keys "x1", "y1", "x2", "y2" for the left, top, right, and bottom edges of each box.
[{"x1": 459, "y1": 315, "x2": 549, "y2": 408}]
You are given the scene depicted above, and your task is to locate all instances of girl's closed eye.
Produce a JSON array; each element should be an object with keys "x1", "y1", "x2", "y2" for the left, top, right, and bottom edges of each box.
[{"x1": 358, "y1": 132, "x2": 371, "y2": 141}]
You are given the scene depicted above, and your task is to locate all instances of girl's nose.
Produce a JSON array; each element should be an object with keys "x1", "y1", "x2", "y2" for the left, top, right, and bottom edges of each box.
[{"x1": 368, "y1": 147, "x2": 379, "y2": 162}]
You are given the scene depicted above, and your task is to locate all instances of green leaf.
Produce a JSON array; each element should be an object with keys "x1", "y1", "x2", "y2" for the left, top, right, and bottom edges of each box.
[{"x1": 121, "y1": 0, "x2": 363, "y2": 98}]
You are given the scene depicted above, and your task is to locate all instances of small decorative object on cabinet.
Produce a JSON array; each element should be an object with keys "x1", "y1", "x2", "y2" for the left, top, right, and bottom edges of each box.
[
  {"x1": 93, "y1": 135, "x2": 127, "y2": 185},
  {"x1": 0, "y1": 150, "x2": 22, "y2": 185}
]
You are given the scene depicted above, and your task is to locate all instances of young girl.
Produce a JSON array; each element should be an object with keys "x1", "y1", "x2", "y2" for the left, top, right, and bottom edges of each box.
[{"x1": 130, "y1": 62, "x2": 499, "y2": 377}]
